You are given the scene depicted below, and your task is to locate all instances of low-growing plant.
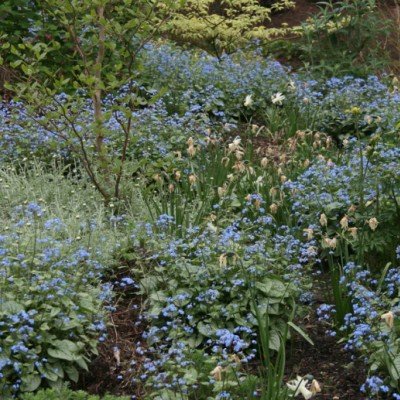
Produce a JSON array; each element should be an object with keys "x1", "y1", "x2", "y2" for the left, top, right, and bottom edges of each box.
[
  {"x1": 0, "y1": 163, "x2": 132, "y2": 396},
  {"x1": 21, "y1": 387, "x2": 129, "y2": 400},
  {"x1": 126, "y1": 178, "x2": 319, "y2": 396},
  {"x1": 0, "y1": 204, "x2": 111, "y2": 396}
]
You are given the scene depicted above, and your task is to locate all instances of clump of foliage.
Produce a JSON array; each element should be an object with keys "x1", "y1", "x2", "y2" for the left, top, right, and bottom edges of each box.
[
  {"x1": 298, "y1": 0, "x2": 392, "y2": 76},
  {"x1": 165, "y1": 0, "x2": 295, "y2": 57},
  {"x1": 0, "y1": 163, "x2": 125, "y2": 397},
  {"x1": 21, "y1": 387, "x2": 129, "y2": 400},
  {"x1": 2, "y1": 2, "x2": 400, "y2": 397}
]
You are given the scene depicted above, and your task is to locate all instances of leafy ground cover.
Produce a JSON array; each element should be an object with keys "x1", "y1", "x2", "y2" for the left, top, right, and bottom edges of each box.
[{"x1": 1, "y1": 20, "x2": 400, "y2": 400}]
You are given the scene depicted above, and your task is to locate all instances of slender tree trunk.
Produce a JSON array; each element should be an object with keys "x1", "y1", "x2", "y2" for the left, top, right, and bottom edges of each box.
[{"x1": 92, "y1": 5, "x2": 111, "y2": 202}]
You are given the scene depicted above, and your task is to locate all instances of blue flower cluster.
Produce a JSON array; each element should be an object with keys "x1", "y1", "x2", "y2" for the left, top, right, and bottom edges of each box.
[
  {"x1": 0, "y1": 203, "x2": 113, "y2": 397},
  {"x1": 129, "y1": 190, "x2": 319, "y2": 395}
]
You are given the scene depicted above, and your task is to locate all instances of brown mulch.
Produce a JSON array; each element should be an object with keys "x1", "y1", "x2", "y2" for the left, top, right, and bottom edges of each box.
[
  {"x1": 77, "y1": 262, "x2": 368, "y2": 399},
  {"x1": 75, "y1": 266, "x2": 148, "y2": 398},
  {"x1": 287, "y1": 273, "x2": 367, "y2": 400},
  {"x1": 269, "y1": 0, "x2": 319, "y2": 29},
  {"x1": 288, "y1": 315, "x2": 367, "y2": 399}
]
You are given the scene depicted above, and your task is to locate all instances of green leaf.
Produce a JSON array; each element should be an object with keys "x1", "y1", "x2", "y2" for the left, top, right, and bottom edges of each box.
[
  {"x1": 75, "y1": 356, "x2": 88, "y2": 371},
  {"x1": 47, "y1": 340, "x2": 79, "y2": 361},
  {"x1": 197, "y1": 322, "x2": 211, "y2": 336},
  {"x1": 65, "y1": 365, "x2": 79, "y2": 383},
  {"x1": 38, "y1": 364, "x2": 59, "y2": 382},
  {"x1": 1, "y1": 300, "x2": 24, "y2": 313},
  {"x1": 49, "y1": 307, "x2": 61, "y2": 318},
  {"x1": 21, "y1": 374, "x2": 41, "y2": 392},
  {"x1": 288, "y1": 322, "x2": 314, "y2": 346},
  {"x1": 268, "y1": 330, "x2": 281, "y2": 351},
  {"x1": 324, "y1": 202, "x2": 343, "y2": 213},
  {"x1": 183, "y1": 368, "x2": 198, "y2": 385},
  {"x1": 389, "y1": 356, "x2": 400, "y2": 380},
  {"x1": 47, "y1": 347, "x2": 75, "y2": 361},
  {"x1": 256, "y1": 279, "x2": 287, "y2": 298}
]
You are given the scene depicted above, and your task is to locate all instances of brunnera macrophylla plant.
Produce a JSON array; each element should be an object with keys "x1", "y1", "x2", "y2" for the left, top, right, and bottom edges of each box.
[
  {"x1": 285, "y1": 139, "x2": 400, "y2": 266},
  {"x1": 0, "y1": 203, "x2": 112, "y2": 397},
  {"x1": 317, "y1": 256, "x2": 400, "y2": 398},
  {"x1": 127, "y1": 193, "x2": 318, "y2": 397},
  {"x1": 20, "y1": 387, "x2": 130, "y2": 400},
  {"x1": 0, "y1": 0, "x2": 183, "y2": 204}
]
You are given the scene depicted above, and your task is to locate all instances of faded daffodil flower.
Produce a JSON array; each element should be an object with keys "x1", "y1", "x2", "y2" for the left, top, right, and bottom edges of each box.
[
  {"x1": 340, "y1": 215, "x2": 349, "y2": 230},
  {"x1": 364, "y1": 115, "x2": 373, "y2": 125},
  {"x1": 319, "y1": 213, "x2": 328, "y2": 227},
  {"x1": 381, "y1": 311, "x2": 394, "y2": 329},
  {"x1": 323, "y1": 237, "x2": 337, "y2": 249},
  {"x1": 228, "y1": 137, "x2": 242, "y2": 153},
  {"x1": 188, "y1": 174, "x2": 197, "y2": 186},
  {"x1": 269, "y1": 203, "x2": 278, "y2": 214},
  {"x1": 219, "y1": 254, "x2": 227, "y2": 268},
  {"x1": 303, "y1": 228, "x2": 314, "y2": 241},
  {"x1": 286, "y1": 376, "x2": 315, "y2": 399},
  {"x1": 210, "y1": 365, "x2": 224, "y2": 381},
  {"x1": 310, "y1": 379, "x2": 321, "y2": 395},
  {"x1": 261, "y1": 157, "x2": 269, "y2": 168},
  {"x1": 153, "y1": 174, "x2": 162, "y2": 183},
  {"x1": 348, "y1": 227, "x2": 358, "y2": 239},
  {"x1": 230, "y1": 354, "x2": 241, "y2": 365},
  {"x1": 113, "y1": 346, "x2": 121, "y2": 367},
  {"x1": 367, "y1": 217, "x2": 379, "y2": 231},
  {"x1": 269, "y1": 187, "x2": 278, "y2": 198},
  {"x1": 348, "y1": 204, "x2": 357, "y2": 213},
  {"x1": 244, "y1": 94, "x2": 253, "y2": 107},
  {"x1": 218, "y1": 186, "x2": 227, "y2": 198},
  {"x1": 187, "y1": 144, "x2": 196, "y2": 157}
]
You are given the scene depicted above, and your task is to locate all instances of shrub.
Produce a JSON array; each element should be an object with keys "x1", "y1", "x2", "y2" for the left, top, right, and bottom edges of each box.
[
  {"x1": 1, "y1": 0, "x2": 181, "y2": 203},
  {"x1": 298, "y1": 0, "x2": 392, "y2": 76},
  {"x1": 165, "y1": 0, "x2": 295, "y2": 58}
]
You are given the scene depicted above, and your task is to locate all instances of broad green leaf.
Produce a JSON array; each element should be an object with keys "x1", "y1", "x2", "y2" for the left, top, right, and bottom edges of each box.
[{"x1": 21, "y1": 374, "x2": 41, "y2": 392}]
